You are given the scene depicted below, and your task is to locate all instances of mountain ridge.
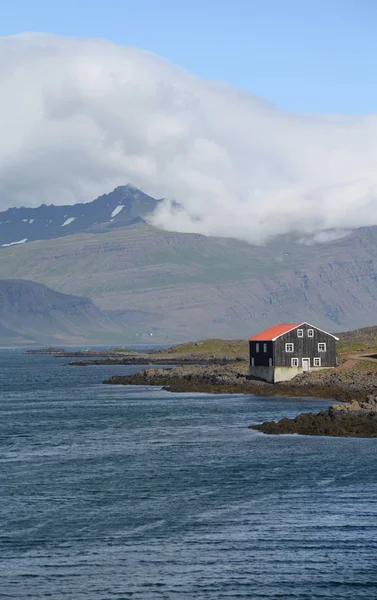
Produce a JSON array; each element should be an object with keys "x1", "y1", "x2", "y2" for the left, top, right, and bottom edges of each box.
[
  {"x1": 1, "y1": 185, "x2": 377, "y2": 342},
  {"x1": 1, "y1": 218, "x2": 377, "y2": 340},
  {"x1": 0, "y1": 185, "x2": 160, "y2": 247}
]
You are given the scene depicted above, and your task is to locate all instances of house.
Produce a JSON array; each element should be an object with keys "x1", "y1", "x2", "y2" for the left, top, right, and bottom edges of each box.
[{"x1": 248, "y1": 322, "x2": 339, "y2": 383}]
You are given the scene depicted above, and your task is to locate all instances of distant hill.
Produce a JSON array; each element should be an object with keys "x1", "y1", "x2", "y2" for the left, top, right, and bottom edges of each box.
[
  {"x1": 0, "y1": 279, "x2": 159, "y2": 346},
  {"x1": 0, "y1": 185, "x2": 160, "y2": 247},
  {"x1": 337, "y1": 325, "x2": 377, "y2": 353}
]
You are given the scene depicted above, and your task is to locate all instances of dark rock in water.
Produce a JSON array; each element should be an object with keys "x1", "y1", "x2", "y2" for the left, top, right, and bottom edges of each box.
[{"x1": 250, "y1": 394, "x2": 377, "y2": 437}]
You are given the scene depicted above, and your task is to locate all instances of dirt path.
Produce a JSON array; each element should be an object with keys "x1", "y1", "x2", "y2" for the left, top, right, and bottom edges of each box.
[
  {"x1": 348, "y1": 354, "x2": 377, "y2": 363},
  {"x1": 336, "y1": 359, "x2": 358, "y2": 371}
]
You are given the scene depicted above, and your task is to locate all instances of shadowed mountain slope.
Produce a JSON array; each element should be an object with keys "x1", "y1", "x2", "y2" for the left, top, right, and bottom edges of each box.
[{"x1": 0, "y1": 279, "x2": 158, "y2": 346}]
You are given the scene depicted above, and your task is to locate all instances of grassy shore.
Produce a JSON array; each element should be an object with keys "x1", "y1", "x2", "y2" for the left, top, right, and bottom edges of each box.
[{"x1": 101, "y1": 326, "x2": 377, "y2": 402}]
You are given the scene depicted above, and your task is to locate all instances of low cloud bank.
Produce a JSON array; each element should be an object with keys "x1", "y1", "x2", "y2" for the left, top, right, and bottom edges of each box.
[{"x1": 1, "y1": 33, "x2": 376, "y2": 243}]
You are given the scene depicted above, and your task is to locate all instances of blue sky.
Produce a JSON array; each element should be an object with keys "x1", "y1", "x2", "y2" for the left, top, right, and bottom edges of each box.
[
  {"x1": 0, "y1": 0, "x2": 377, "y2": 114},
  {"x1": 1, "y1": 0, "x2": 376, "y2": 114}
]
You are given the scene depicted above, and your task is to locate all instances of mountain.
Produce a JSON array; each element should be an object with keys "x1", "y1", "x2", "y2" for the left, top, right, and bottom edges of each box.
[
  {"x1": 2, "y1": 188, "x2": 377, "y2": 341},
  {"x1": 2, "y1": 185, "x2": 377, "y2": 342},
  {"x1": 0, "y1": 185, "x2": 159, "y2": 247},
  {"x1": 0, "y1": 279, "x2": 158, "y2": 346}
]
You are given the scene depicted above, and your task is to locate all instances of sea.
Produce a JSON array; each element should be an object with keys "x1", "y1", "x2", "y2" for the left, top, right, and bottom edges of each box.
[{"x1": 1, "y1": 349, "x2": 377, "y2": 599}]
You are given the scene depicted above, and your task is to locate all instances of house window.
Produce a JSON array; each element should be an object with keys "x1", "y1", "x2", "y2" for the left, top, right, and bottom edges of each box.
[
  {"x1": 313, "y1": 357, "x2": 321, "y2": 366},
  {"x1": 269, "y1": 358, "x2": 273, "y2": 367},
  {"x1": 291, "y1": 358, "x2": 299, "y2": 367},
  {"x1": 263, "y1": 343, "x2": 267, "y2": 353},
  {"x1": 256, "y1": 343, "x2": 259, "y2": 353},
  {"x1": 318, "y1": 342, "x2": 326, "y2": 352},
  {"x1": 285, "y1": 343, "x2": 294, "y2": 352},
  {"x1": 251, "y1": 357, "x2": 255, "y2": 367},
  {"x1": 308, "y1": 329, "x2": 314, "y2": 337},
  {"x1": 297, "y1": 329, "x2": 303, "y2": 338}
]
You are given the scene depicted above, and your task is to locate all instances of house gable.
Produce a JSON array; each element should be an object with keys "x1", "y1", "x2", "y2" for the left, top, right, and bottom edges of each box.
[
  {"x1": 283, "y1": 322, "x2": 339, "y2": 342},
  {"x1": 273, "y1": 323, "x2": 337, "y2": 368}
]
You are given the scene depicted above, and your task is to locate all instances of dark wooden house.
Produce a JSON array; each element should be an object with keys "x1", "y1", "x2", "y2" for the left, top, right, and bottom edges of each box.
[{"x1": 248, "y1": 322, "x2": 338, "y2": 383}]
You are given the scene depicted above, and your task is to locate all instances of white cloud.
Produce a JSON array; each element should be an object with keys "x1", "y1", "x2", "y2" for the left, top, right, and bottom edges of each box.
[{"x1": 1, "y1": 32, "x2": 377, "y2": 244}]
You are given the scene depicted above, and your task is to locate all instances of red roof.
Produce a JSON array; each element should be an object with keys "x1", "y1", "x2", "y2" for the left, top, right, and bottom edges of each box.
[{"x1": 249, "y1": 324, "x2": 299, "y2": 341}]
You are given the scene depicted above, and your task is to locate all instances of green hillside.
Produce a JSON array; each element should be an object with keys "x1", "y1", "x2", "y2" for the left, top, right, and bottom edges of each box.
[{"x1": 1, "y1": 221, "x2": 377, "y2": 341}]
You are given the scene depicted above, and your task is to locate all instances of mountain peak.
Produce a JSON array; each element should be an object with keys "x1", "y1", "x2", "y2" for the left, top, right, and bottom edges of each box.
[{"x1": 0, "y1": 186, "x2": 160, "y2": 247}]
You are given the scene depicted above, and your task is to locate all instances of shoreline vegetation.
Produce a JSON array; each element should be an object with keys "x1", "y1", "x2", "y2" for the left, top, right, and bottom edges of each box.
[
  {"x1": 28, "y1": 330, "x2": 377, "y2": 437},
  {"x1": 26, "y1": 339, "x2": 249, "y2": 365}
]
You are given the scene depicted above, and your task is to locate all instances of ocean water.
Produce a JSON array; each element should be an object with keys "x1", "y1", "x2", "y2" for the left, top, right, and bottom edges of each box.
[{"x1": 1, "y1": 350, "x2": 377, "y2": 599}]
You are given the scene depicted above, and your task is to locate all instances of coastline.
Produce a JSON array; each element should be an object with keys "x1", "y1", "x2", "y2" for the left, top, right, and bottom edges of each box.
[
  {"x1": 69, "y1": 356, "x2": 240, "y2": 366},
  {"x1": 27, "y1": 337, "x2": 377, "y2": 437},
  {"x1": 103, "y1": 365, "x2": 377, "y2": 437},
  {"x1": 103, "y1": 366, "x2": 363, "y2": 403}
]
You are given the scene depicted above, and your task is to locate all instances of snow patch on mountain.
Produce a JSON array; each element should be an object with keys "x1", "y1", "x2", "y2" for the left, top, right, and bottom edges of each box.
[
  {"x1": 1, "y1": 238, "x2": 27, "y2": 247},
  {"x1": 111, "y1": 205, "x2": 124, "y2": 218},
  {"x1": 62, "y1": 217, "x2": 76, "y2": 227}
]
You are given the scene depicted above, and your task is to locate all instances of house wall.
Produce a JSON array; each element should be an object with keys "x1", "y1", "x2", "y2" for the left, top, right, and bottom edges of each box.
[
  {"x1": 249, "y1": 365, "x2": 303, "y2": 383},
  {"x1": 249, "y1": 365, "x2": 334, "y2": 383},
  {"x1": 249, "y1": 340, "x2": 273, "y2": 366},
  {"x1": 273, "y1": 366, "x2": 303, "y2": 382},
  {"x1": 248, "y1": 365, "x2": 275, "y2": 383},
  {"x1": 273, "y1": 324, "x2": 337, "y2": 368}
]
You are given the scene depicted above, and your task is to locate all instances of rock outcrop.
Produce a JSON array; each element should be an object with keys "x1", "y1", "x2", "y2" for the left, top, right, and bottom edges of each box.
[{"x1": 250, "y1": 395, "x2": 377, "y2": 437}]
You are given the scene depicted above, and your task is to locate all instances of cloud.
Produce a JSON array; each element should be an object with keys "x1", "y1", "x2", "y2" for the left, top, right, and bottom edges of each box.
[{"x1": 1, "y1": 33, "x2": 377, "y2": 244}]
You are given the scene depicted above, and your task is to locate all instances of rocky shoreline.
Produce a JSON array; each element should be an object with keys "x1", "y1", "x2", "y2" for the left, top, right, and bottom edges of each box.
[
  {"x1": 103, "y1": 364, "x2": 377, "y2": 437},
  {"x1": 27, "y1": 339, "x2": 249, "y2": 367},
  {"x1": 250, "y1": 396, "x2": 377, "y2": 437},
  {"x1": 103, "y1": 365, "x2": 361, "y2": 402},
  {"x1": 70, "y1": 355, "x2": 243, "y2": 366}
]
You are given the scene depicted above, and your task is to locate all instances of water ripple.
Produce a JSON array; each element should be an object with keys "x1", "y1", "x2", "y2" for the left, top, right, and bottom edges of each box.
[{"x1": 1, "y1": 351, "x2": 377, "y2": 598}]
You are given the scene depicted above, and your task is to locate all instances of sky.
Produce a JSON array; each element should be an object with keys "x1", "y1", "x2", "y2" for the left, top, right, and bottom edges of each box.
[
  {"x1": 0, "y1": 1, "x2": 377, "y2": 245},
  {"x1": 1, "y1": 0, "x2": 376, "y2": 114}
]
